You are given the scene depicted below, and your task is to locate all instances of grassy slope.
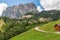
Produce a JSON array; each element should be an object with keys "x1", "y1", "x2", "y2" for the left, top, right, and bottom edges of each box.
[
  {"x1": 10, "y1": 20, "x2": 60, "y2": 40},
  {"x1": 10, "y1": 28, "x2": 60, "y2": 40},
  {"x1": 40, "y1": 20, "x2": 60, "y2": 32}
]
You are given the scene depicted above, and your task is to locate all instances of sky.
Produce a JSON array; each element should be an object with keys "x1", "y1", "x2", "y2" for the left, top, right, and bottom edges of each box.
[
  {"x1": 40, "y1": 0, "x2": 60, "y2": 10},
  {"x1": 0, "y1": 0, "x2": 44, "y2": 9},
  {"x1": 0, "y1": 0, "x2": 43, "y2": 16},
  {"x1": 0, "y1": 0, "x2": 60, "y2": 16},
  {"x1": 0, "y1": 0, "x2": 45, "y2": 13},
  {"x1": 0, "y1": 0, "x2": 41, "y2": 6}
]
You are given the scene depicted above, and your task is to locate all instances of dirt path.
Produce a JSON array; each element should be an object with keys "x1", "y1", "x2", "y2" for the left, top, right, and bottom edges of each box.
[
  {"x1": 35, "y1": 27, "x2": 60, "y2": 34},
  {"x1": 35, "y1": 27, "x2": 47, "y2": 32}
]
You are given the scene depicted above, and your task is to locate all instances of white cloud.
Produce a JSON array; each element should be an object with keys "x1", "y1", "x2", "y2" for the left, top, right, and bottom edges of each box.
[
  {"x1": 37, "y1": 6, "x2": 43, "y2": 12},
  {"x1": 40, "y1": 0, "x2": 60, "y2": 11},
  {"x1": 0, "y1": 3, "x2": 8, "y2": 16}
]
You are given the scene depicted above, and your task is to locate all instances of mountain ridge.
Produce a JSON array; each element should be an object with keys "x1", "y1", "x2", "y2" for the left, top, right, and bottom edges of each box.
[{"x1": 2, "y1": 3, "x2": 39, "y2": 18}]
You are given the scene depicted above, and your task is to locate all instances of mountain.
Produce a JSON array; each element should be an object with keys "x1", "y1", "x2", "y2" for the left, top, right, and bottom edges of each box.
[{"x1": 2, "y1": 3, "x2": 38, "y2": 18}]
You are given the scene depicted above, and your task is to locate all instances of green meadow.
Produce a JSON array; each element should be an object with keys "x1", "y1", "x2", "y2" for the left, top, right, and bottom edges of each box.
[{"x1": 10, "y1": 20, "x2": 60, "y2": 40}]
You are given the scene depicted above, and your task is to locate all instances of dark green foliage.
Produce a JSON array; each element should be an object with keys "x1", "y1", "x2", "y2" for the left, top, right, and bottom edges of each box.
[
  {"x1": 39, "y1": 10, "x2": 60, "y2": 21},
  {"x1": 0, "y1": 16, "x2": 38, "y2": 40},
  {"x1": 0, "y1": 10, "x2": 60, "y2": 40},
  {"x1": 0, "y1": 33, "x2": 4, "y2": 40}
]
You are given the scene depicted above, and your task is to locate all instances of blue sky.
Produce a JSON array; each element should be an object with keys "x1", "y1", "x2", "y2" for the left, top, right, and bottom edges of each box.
[
  {"x1": 0, "y1": 0, "x2": 60, "y2": 12},
  {"x1": 0, "y1": 0, "x2": 41, "y2": 6},
  {"x1": 0, "y1": 0, "x2": 44, "y2": 11}
]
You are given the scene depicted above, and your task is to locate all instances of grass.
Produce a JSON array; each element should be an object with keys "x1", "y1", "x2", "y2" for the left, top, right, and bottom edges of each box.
[
  {"x1": 40, "y1": 20, "x2": 60, "y2": 32},
  {"x1": 9, "y1": 20, "x2": 60, "y2": 40},
  {"x1": 10, "y1": 28, "x2": 60, "y2": 40}
]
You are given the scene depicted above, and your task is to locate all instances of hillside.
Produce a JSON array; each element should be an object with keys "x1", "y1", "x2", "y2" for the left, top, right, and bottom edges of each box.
[
  {"x1": 0, "y1": 19, "x2": 5, "y2": 33},
  {"x1": 10, "y1": 28, "x2": 60, "y2": 40},
  {"x1": 10, "y1": 20, "x2": 60, "y2": 40},
  {"x1": 40, "y1": 20, "x2": 60, "y2": 32}
]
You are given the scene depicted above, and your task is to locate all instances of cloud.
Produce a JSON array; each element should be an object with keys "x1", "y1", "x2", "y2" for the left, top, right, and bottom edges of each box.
[
  {"x1": 40, "y1": 0, "x2": 60, "y2": 11},
  {"x1": 0, "y1": 3, "x2": 8, "y2": 16},
  {"x1": 37, "y1": 6, "x2": 43, "y2": 12}
]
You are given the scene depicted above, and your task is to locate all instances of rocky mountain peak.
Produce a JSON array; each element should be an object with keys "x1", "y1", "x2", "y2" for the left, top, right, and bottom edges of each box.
[{"x1": 2, "y1": 3, "x2": 38, "y2": 18}]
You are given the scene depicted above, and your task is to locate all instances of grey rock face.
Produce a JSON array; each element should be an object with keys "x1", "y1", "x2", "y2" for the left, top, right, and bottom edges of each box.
[{"x1": 2, "y1": 3, "x2": 38, "y2": 18}]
